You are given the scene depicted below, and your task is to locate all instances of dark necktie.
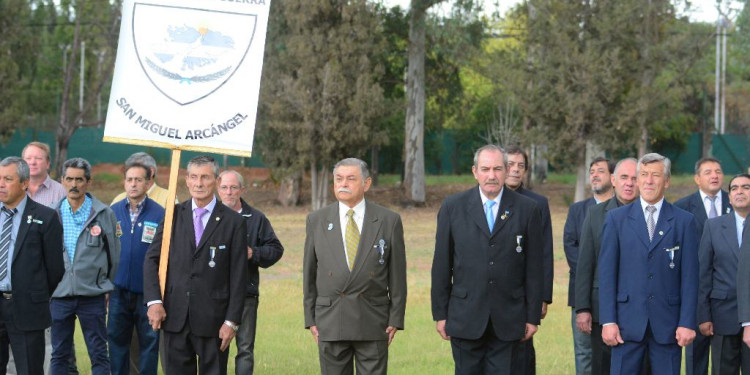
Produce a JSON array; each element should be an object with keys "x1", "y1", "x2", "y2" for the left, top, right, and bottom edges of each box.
[{"x1": 0, "y1": 207, "x2": 17, "y2": 281}]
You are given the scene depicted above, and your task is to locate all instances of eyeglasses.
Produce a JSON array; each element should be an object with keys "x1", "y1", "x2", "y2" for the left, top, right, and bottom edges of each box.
[{"x1": 219, "y1": 185, "x2": 242, "y2": 192}]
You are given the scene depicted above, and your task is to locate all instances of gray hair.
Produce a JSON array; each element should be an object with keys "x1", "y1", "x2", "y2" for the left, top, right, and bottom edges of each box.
[
  {"x1": 637, "y1": 153, "x2": 671, "y2": 179},
  {"x1": 0, "y1": 157, "x2": 30, "y2": 183},
  {"x1": 473, "y1": 145, "x2": 507, "y2": 167},
  {"x1": 332, "y1": 158, "x2": 370, "y2": 180},
  {"x1": 218, "y1": 170, "x2": 245, "y2": 188},
  {"x1": 613, "y1": 157, "x2": 638, "y2": 176},
  {"x1": 125, "y1": 152, "x2": 158, "y2": 177},
  {"x1": 187, "y1": 155, "x2": 219, "y2": 177},
  {"x1": 62, "y1": 158, "x2": 92, "y2": 181}
]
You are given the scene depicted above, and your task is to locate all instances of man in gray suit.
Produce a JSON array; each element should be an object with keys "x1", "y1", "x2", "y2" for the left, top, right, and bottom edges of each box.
[
  {"x1": 698, "y1": 173, "x2": 750, "y2": 375},
  {"x1": 575, "y1": 158, "x2": 638, "y2": 375},
  {"x1": 303, "y1": 158, "x2": 407, "y2": 375}
]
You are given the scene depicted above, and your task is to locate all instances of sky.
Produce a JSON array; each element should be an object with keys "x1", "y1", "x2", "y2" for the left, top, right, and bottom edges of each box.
[{"x1": 382, "y1": 0, "x2": 745, "y2": 24}]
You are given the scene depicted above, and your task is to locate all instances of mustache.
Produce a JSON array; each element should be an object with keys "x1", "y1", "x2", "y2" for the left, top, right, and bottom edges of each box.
[
  {"x1": 337, "y1": 188, "x2": 352, "y2": 194},
  {"x1": 68, "y1": 187, "x2": 80, "y2": 193}
]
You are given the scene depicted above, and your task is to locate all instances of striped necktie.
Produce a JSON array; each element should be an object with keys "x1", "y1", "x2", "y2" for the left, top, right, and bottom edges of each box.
[{"x1": 0, "y1": 207, "x2": 17, "y2": 281}]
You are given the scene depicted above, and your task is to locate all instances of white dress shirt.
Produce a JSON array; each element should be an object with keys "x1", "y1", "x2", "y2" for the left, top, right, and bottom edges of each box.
[{"x1": 699, "y1": 190, "x2": 723, "y2": 217}]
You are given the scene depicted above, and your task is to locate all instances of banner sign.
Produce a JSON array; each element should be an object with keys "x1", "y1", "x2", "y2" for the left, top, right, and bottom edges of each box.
[{"x1": 103, "y1": 0, "x2": 270, "y2": 156}]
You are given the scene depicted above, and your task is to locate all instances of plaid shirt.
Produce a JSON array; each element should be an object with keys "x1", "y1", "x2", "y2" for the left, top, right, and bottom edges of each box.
[
  {"x1": 127, "y1": 198, "x2": 145, "y2": 230},
  {"x1": 61, "y1": 196, "x2": 92, "y2": 263},
  {"x1": 29, "y1": 175, "x2": 67, "y2": 208}
]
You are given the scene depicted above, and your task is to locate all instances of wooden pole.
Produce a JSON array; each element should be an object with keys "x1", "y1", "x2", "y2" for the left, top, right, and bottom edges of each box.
[{"x1": 158, "y1": 149, "x2": 181, "y2": 297}]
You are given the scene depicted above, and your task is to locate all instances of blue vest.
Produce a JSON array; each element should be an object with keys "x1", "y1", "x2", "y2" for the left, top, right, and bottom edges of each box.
[{"x1": 112, "y1": 197, "x2": 165, "y2": 293}]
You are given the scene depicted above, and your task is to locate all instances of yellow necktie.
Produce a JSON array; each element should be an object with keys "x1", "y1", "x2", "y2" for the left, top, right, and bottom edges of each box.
[{"x1": 345, "y1": 209, "x2": 360, "y2": 271}]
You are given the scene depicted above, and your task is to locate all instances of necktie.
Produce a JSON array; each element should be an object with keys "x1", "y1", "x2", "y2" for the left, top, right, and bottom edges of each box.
[
  {"x1": 646, "y1": 205, "x2": 656, "y2": 242},
  {"x1": 0, "y1": 207, "x2": 17, "y2": 281},
  {"x1": 485, "y1": 200, "x2": 496, "y2": 231},
  {"x1": 345, "y1": 209, "x2": 360, "y2": 271},
  {"x1": 194, "y1": 207, "x2": 208, "y2": 246},
  {"x1": 707, "y1": 196, "x2": 718, "y2": 219}
]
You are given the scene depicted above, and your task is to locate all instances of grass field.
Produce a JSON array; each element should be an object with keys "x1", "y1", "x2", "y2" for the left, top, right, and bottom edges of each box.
[{"x1": 65, "y1": 173, "x2": 712, "y2": 374}]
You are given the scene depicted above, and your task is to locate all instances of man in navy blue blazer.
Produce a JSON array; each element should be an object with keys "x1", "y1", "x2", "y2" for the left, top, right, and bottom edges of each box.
[
  {"x1": 697, "y1": 173, "x2": 750, "y2": 375},
  {"x1": 599, "y1": 153, "x2": 700, "y2": 375},
  {"x1": 675, "y1": 157, "x2": 732, "y2": 375}
]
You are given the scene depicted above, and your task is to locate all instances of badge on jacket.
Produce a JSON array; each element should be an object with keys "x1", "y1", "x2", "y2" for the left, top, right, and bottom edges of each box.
[
  {"x1": 116, "y1": 221, "x2": 123, "y2": 238},
  {"x1": 90, "y1": 225, "x2": 102, "y2": 237},
  {"x1": 142, "y1": 221, "x2": 158, "y2": 243}
]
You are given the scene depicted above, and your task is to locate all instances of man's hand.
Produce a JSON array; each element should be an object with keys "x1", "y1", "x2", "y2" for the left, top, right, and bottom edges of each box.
[
  {"x1": 310, "y1": 325, "x2": 320, "y2": 343},
  {"x1": 743, "y1": 326, "x2": 750, "y2": 348},
  {"x1": 247, "y1": 246, "x2": 253, "y2": 260},
  {"x1": 602, "y1": 324, "x2": 624, "y2": 346},
  {"x1": 699, "y1": 322, "x2": 714, "y2": 337},
  {"x1": 521, "y1": 323, "x2": 538, "y2": 342},
  {"x1": 147, "y1": 304, "x2": 167, "y2": 331},
  {"x1": 436, "y1": 320, "x2": 450, "y2": 341},
  {"x1": 386, "y1": 326, "x2": 397, "y2": 346},
  {"x1": 541, "y1": 302, "x2": 548, "y2": 319},
  {"x1": 219, "y1": 323, "x2": 236, "y2": 352},
  {"x1": 576, "y1": 312, "x2": 592, "y2": 335},
  {"x1": 675, "y1": 327, "x2": 696, "y2": 347}
]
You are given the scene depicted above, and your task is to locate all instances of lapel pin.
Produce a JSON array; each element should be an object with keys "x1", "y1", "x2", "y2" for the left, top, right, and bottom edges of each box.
[
  {"x1": 327, "y1": 223, "x2": 333, "y2": 231},
  {"x1": 516, "y1": 235, "x2": 523, "y2": 253},
  {"x1": 658, "y1": 230, "x2": 664, "y2": 236},
  {"x1": 501, "y1": 210, "x2": 510, "y2": 221},
  {"x1": 26, "y1": 215, "x2": 32, "y2": 224},
  {"x1": 215, "y1": 217, "x2": 220, "y2": 221},
  {"x1": 726, "y1": 207, "x2": 731, "y2": 214},
  {"x1": 33, "y1": 219, "x2": 43, "y2": 224}
]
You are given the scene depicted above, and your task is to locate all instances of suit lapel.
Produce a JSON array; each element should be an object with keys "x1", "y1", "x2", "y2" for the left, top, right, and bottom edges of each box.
[
  {"x1": 197, "y1": 200, "x2": 223, "y2": 251},
  {"x1": 12, "y1": 200, "x2": 34, "y2": 263},
  {"x1": 348, "y1": 202, "x2": 382, "y2": 282},
  {"x1": 690, "y1": 193, "x2": 708, "y2": 223},
  {"x1": 466, "y1": 187, "x2": 491, "y2": 238},
  {"x1": 721, "y1": 191, "x2": 733, "y2": 216},
  {"x1": 720, "y1": 214, "x2": 740, "y2": 258},
  {"x1": 627, "y1": 203, "x2": 651, "y2": 248},
  {"x1": 180, "y1": 202, "x2": 198, "y2": 253},
  {"x1": 323, "y1": 204, "x2": 350, "y2": 275},
  {"x1": 649, "y1": 203, "x2": 675, "y2": 252},
  {"x1": 491, "y1": 190, "x2": 515, "y2": 238}
]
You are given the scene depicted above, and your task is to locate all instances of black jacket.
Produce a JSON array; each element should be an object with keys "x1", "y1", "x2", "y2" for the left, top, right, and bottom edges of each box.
[{"x1": 239, "y1": 199, "x2": 283, "y2": 296}]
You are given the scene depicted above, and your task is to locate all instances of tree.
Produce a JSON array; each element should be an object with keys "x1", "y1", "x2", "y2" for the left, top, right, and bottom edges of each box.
[
  {"x1": 0, "y1": 0, "x2": 33, "y2": 142},
  {"x1": 260, "y1": 0, "x2": 387, "y2": 210},
  {"x1": 53, "y1": 0, "x2": 120, "y2": 175}
]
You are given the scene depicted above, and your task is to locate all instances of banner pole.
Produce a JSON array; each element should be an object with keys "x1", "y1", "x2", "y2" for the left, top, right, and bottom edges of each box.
[{"x1": 158, "y1": 148, "x2": 181, "y2": 297}]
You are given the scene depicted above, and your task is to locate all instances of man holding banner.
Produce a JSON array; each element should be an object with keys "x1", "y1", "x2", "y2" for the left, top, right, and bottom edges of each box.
[{"x1": 143, "y1": 155, "x2": 247, "y2": 375}]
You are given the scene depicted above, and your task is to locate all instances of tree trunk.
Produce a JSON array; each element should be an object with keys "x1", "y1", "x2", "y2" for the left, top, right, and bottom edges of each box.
[
  {"x1": 403, "y1": 2, "x2": 427, "y2": 204},
  {"x1": 574, "y1": 146, "x2": 587, "y2": 203},
  {"x1": 310, "y1": 161, "x2": 329, "y2": 211},
  {"x1": 370, "y1": 146, "x2": 379, "y2": 186},
  {"x1": 277, "y1": 171, "x2": 301, "y2": 207},
  {"x1": 637, "y1": 114, "x2": 649, "y2": 157}
]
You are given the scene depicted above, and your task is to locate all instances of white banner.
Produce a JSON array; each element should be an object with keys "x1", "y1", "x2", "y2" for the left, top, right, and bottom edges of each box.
[{"x1": 103, "y1": 0, "x2": 270, "y2": 157}]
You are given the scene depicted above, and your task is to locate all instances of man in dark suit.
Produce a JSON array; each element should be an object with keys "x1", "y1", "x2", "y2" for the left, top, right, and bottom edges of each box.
[
  {"x1": 217, "y1": 170, "x2": 284, "y2": 375},
  {"x1": 575, "y1": 158, "x2": 639, "y2": 375},
  {"x1": 0, "y1": 156, "x2": 65, "y2": 375},
  {"x1": 564, "y1": 157, "x2": 614, "y2": 375},
  {"x1": 736, "y1": 177, "x2": 750, "y2": 352},
  {"x1": 303, "y1": 158, "x2": 406, "y2": 375},
  {"x1": 144, "y1": 155, "x2": 247, "y2": 375},
  {"x1": 698, "y1": 173, "x2": 750, "y2": 375},
  {"x1": 504, "y1": 145, "x2": 552, "y2": 374},
  {"x1": 599, "y1": 153, "x2": 700, "y2": 375},
  {"x1": 432, "y1": 145, "x2": 543, "y2": 375},
  {"x1": 675, "y1": 157, "x2": 732, "y2": 375}
]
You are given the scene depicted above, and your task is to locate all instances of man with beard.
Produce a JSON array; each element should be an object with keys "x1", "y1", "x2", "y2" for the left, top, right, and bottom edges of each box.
[
  {"x1": 575, "y1": 158, "x2": 644, "y2": 375},
  {"x1": 675, "y1": 157, "x2": 732, "y2": 375},
  {"x1": 564, "y1": 157, "x2": 614, "y2": 375}
]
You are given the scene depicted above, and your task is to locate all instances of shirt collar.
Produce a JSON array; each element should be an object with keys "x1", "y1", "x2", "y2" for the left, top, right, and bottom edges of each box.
[
  {"x1": 639, "y1": 197, "x2": 664, "y2": 212},
  {"x1": 192, "y1": 196, "x2": 217, "y2": 214},
  {"x1": 699, "y1": 189, "x2": 721, "y2": 203},
  {"x1": 40, "y1": 174, "x2": 54, "y2": 188},
  {"x1": 126, "y1": 197, "x2": 146, "y2": 210},
  {"x1": 735, "y1": 211, "x2": 746, "y2": 226},
  {"x1": 478, "y1": 186, "x2": 503, "y2": 207},
  {"x1": 339, "y1": 199, "x2": 366, "y2": 220}
]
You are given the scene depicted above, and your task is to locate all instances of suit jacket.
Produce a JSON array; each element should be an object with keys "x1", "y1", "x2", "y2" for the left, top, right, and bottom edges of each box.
[
  {"x1": 674, "y1": 190, "x2": 732, "y2": 229},
  {"x1": 564, "y1": 197, "x2": 596, "y2": 307},
  {"x1": 239, "y1": 198, "x2": 283, "y2": 297},
  {"x1": 575, "y1": 197, "x2": 620, "y2": 321},
  {"x1": 431, "y1": 186, "x2": 543, "y2": 341},
  {"x1": 516, "y1": 186, "x2": 554, "y2": 304},
  {"x1": 8, "y1": 198, "x2": 65, "y2": 331},
  {"x1": 143, "y1": 199, "x2": 247, "y2": 337},
  {"x1": 735, "y1": 220, "x2": 750, "y2": 325},
  {"x1": 697, "y1": 213, "x2": 742, "y2": 335},
  {"x1": 303, "y1": 200, "x2": 406, "y2": 341},
  {"x1": 598, "y1": 201, "x2": 700, "y2": 344}
]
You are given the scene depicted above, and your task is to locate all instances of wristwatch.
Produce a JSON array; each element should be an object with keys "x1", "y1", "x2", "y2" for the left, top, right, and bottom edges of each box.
[{"x1": 224, "y1": 320, "x2": 239, "y2": 332}]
